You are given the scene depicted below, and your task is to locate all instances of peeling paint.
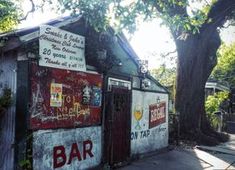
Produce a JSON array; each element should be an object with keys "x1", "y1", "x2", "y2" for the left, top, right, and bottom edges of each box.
[
  {"x1": 131, "y1": 90, "x2": 168, "y2": 155},
  {"x1": 33, "y1": 126, "x2": 102, "y2": 170},
  {"x1": 29, "y1": 63, "x2": 102, "y2": 129}
]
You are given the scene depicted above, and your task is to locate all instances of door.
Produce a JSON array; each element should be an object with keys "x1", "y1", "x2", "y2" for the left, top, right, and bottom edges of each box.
[{"x1": 104, "y1": 87, "x2": 131, "y2": 166}]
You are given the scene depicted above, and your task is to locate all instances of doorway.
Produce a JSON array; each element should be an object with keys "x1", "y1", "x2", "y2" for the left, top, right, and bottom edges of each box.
[{"x1": 104, "y1": 87, "x2": 131, "y2": 166}]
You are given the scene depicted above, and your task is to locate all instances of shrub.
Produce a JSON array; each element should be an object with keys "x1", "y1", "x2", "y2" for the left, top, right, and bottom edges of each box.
[
  {"x1": 0, "y1": 87, "x2": 12, "y2": 119},
  {"x1": 205, "y1": 91, "x2": 229, "y2": 129}
]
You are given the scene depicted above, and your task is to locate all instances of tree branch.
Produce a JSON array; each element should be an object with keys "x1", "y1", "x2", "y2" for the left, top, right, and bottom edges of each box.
[
  {"x1": 19, "y1": 0, "x2": 35, "y2": 21},
  {"x1": 154, "y1": 1, "x2": 188, "y2": 17},
  {"x1": 201, "y1": 0, "x2": 235, "y2": 31},
  {"x1": 160, "y1": 49, "x2": 177, "y2": 58},
  {"x1": 150, "y1": 1, "x2": 188, "y2": 37},
  {"x1": 204, "y1": 0, "x2": 210, "y2": 6},
  {"x1": 221, "y1": 21, "x2": 235, "y2": 28}
]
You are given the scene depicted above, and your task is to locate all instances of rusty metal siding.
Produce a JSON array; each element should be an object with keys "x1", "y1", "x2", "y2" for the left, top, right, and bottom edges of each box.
[{"x1": 0, "y1": 54, "x2": 17, "y2": 170}]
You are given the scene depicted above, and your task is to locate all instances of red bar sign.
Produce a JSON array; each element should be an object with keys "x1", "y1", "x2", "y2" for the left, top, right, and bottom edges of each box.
[{"x1": 149, "y1": 102, "x2": 166, "y2": 128}]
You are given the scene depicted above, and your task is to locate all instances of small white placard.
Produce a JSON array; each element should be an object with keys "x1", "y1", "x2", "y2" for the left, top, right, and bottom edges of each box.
[{"x1": 39, "y1": 25, "x2": 86, "y2": 71}]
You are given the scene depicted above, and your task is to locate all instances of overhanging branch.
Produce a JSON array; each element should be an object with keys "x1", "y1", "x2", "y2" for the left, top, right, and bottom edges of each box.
[
  {"x1": 221, "y1": 21, "x2": 235, "y2": 29},
  {"x1": 150, "y1": 0, "x2": 188, "y2": 37},
  {"x1": 19, "y1": 0, "x2": 35, "y2": 21},
  {"x1": 201, "y1": 0, "x2": 235, "y2": 31},
  {"x1": 160, "y1": 49, "x2": 177, "y2": 58}
]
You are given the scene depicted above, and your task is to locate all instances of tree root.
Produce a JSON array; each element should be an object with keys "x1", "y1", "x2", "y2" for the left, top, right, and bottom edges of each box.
[{"x1": 179, "y1": 129, "x2": 229, "y2": 146}]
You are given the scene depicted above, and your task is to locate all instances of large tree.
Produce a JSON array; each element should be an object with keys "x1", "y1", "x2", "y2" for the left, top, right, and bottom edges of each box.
[{"x1": 44, "y1": 0, "x2": 235, "y2": 143}]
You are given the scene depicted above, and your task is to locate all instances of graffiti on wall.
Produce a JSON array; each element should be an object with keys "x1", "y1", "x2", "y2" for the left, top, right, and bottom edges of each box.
[
  {"x1": 30, "y1": 63, "x2": 102, "y2": 129},
  {"x1": 33, "y1": 126, "x2": 101, "y2": 170},
  {"x1": 149, "y1": 102, "x2": 166, "y2": 129}
]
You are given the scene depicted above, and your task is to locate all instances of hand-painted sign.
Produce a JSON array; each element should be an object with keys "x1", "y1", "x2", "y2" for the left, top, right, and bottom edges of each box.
[
  {"x1": 39, "y1": 25, "x2": 86, "y2": 71},
  {"x1": 33, "y1": 126, "x2": 101, "y2": 170},
  {"x1": 149, "y1": 102, "x2": 166, "y2": 129},
  {"x1": 29, "y1": 63, "x2": 102, "y2": 129},
  {"x1": 131, "y1": 90, "x2": 168, "y2": 155},
  {"x1": 133, "y1": 105, "x2": 143, "y2": 130},
  {"x1": 50, "y1": 83, "x2": 62, "y2": 107}
]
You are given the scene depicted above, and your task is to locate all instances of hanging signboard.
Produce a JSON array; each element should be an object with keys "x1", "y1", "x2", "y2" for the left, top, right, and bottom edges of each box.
[
  {"x1": 29, "y1": 63, "x2": 102, "y2": 130},
  {"x1": 39, "y1": 25, "x2": 86, "y2": 71}
]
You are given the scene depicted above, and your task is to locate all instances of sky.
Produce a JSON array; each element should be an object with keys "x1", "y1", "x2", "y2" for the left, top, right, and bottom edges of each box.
[{"x1": 19, "y1": 0, "x2": 235, "y2": 69}]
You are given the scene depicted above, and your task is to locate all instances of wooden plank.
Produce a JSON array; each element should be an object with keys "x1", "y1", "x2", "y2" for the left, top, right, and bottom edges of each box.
[{"x1": 111, "y1": 88, "x2": 131, "y2": 165}]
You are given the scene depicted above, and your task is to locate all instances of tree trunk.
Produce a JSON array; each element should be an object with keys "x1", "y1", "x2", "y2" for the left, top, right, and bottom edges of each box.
[{"x1": 174, "y1": 29, "x2": 221, "y2": 138}]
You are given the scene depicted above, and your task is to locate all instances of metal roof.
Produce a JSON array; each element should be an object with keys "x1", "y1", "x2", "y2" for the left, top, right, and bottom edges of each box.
[
  {"x1": 205, "y1": 81, "x2": 230, "y2": 91},
  {"x1": 0, "y1": 15, "x2": 168, "y2": 93},
  {"x1": 0, "y1": 16, "x2": 75, "y2": 37}
]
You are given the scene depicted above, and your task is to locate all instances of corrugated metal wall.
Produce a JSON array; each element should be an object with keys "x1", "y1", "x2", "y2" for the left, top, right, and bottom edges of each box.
[{"x1": 0, "y1": 54, "x2": 17, "y2": 170}]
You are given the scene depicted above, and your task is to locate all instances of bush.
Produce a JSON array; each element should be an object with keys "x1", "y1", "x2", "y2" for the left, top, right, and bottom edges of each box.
[
  {"x1": 205, "y1": 91, "x2": 229, "y2": 130},
  {"x1": 0, "y1": 87, "x2": 12, "y2": 119}
]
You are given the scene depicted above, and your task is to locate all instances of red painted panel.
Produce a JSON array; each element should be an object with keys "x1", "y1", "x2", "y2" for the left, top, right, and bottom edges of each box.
[
  {"x1": 29, "y1": 63, "x2": 102, "y2": 129},
  {"x1": 149, "y1": 102, "x2": 166, "y2": 129}
]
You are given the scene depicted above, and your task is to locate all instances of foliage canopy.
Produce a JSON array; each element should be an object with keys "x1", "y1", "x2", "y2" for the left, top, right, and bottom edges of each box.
[
  {"x1": 151, "y1": 66, "x2": 176, "y2": 87},
  {"x1": 211, "y1": 43, "x2": 235, "y2": 87},
  {"x1": 0, "y1": 87, "x2": 12, "y2": 118},
  {"x1": 0, "y1": 0, "x2": 22, "y2": 33},
  {"x1": 56, "y1": 0, "x2": 233, "y2": 34}
]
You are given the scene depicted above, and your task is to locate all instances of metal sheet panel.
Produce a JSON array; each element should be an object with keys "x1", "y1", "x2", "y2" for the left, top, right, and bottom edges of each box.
[
  {"x1": 131, "y1": 90, "x2": 168, "y2": 155},
  {"x1": 29, "y1": 63, "x2": 102, "y2": 129},
  {"x1": 33, "y1": 126, "x2": 102, "y2": 170},
  {"x1": 0, "y1": 55, "x2": 17, "y2": 170}
]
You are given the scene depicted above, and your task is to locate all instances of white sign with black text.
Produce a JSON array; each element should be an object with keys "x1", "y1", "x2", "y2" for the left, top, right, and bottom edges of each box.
[{"x1": 39, "y1": 25, "x2": 86, "y2": 71}]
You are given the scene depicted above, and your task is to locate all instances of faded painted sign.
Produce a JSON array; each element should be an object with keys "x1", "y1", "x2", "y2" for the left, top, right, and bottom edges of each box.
[
  {"x1": 33, "y1": 126, "x2": 101, "y2": 170},
  {"x1": 149, "y1": 102, "x2": 166, "y2": 129},
  {"x1": 50, "y1": 83, "x2": 63, "y2": 107},
  {"x1": 131, "y1": 90, "x2": 168, "y2": 155},
  {"x1": 39, "y1": 25, "x2": 86, "y2": 71},
  {"x1": 133, "y1": 105, "x2": 143, "y2": 130},
  {"x1": 29, "y1": 63, "x2": 102, "y2": 129}
]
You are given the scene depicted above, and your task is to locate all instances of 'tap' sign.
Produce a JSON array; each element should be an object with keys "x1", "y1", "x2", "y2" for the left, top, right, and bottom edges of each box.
[{"x1": 33, "y1": 127, "x2": 101, "y2": 170}]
